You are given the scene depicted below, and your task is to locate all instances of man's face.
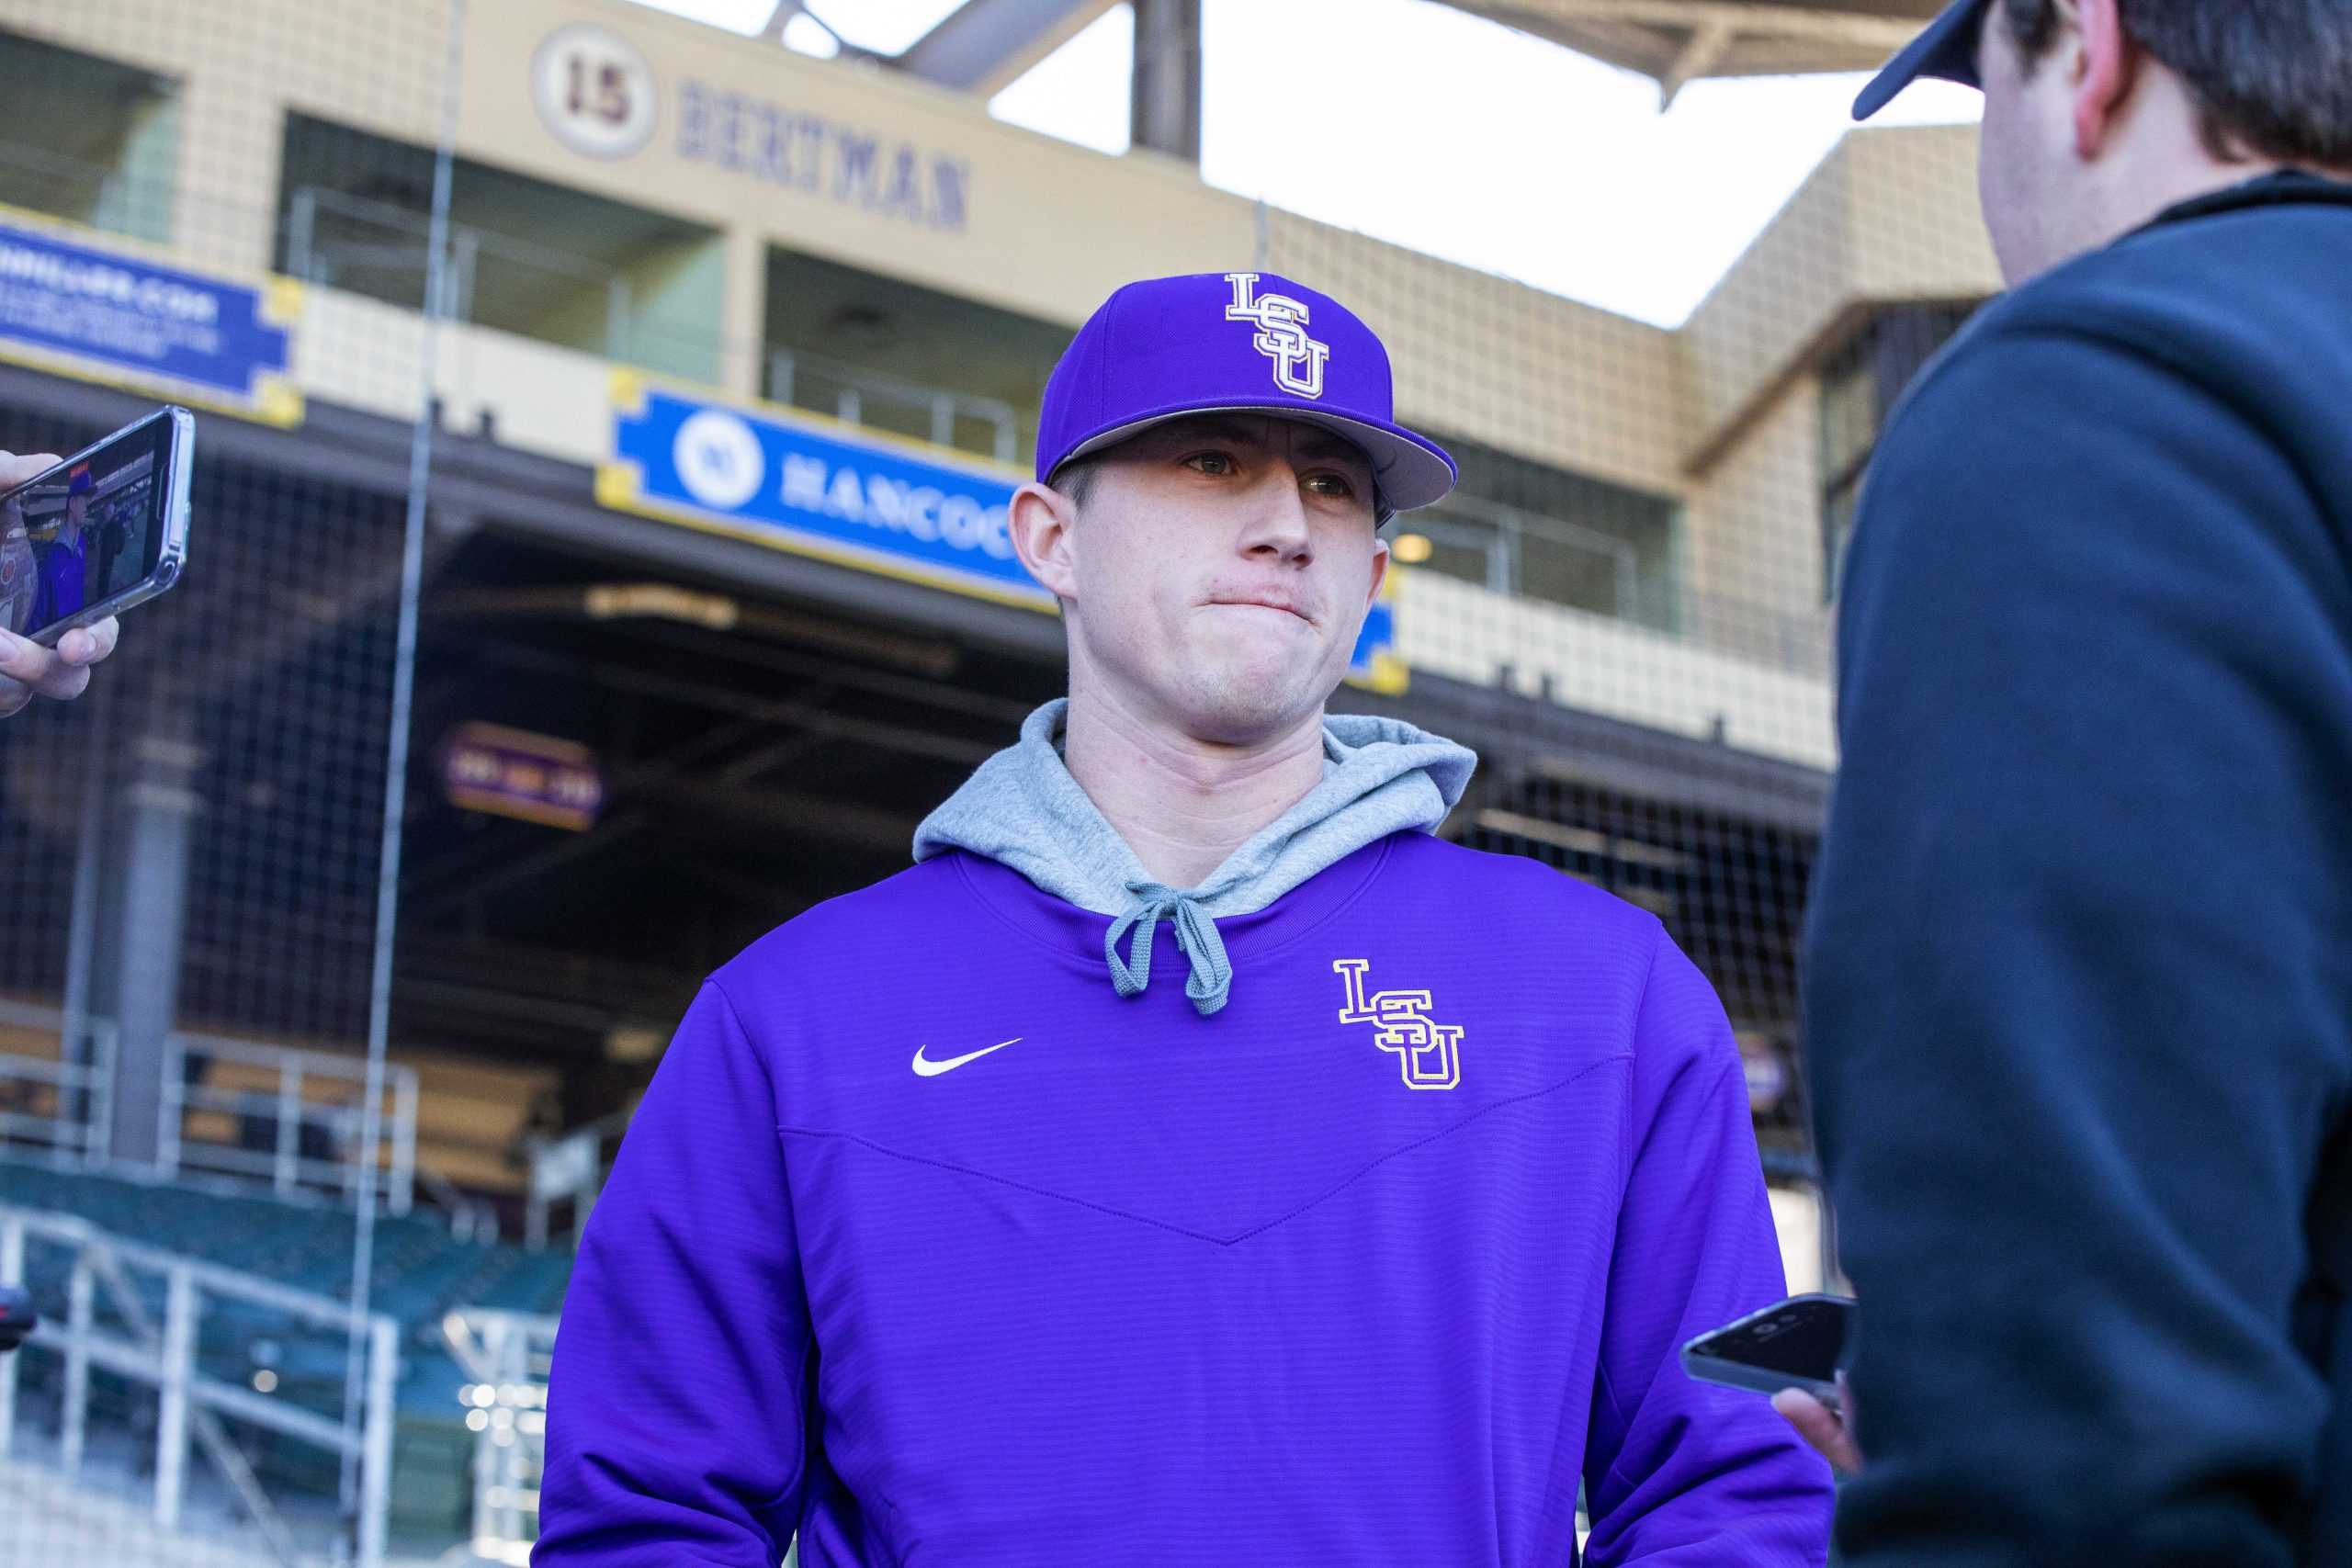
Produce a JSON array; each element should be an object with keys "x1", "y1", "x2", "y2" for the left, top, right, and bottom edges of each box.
[{"x1": 1048, "y1": 414, "x2": 1388, "y2": 746}]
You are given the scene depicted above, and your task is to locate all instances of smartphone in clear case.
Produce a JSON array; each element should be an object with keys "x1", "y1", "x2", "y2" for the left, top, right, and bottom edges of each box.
[{"x1": 1, "y1": 405, "x2": 193, "y2": 648}]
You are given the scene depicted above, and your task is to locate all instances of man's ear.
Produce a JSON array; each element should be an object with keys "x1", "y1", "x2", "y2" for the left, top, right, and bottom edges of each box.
[
  {"x1": 1363, "y1": 533, "x2": 1391, "y2": 614},
  {"x1": 2069, "y1": 0, "x2": 2139, "y2": 159},
  {"x1": 1008, "y1": 479, "x2": 1080, "y2": 602}
]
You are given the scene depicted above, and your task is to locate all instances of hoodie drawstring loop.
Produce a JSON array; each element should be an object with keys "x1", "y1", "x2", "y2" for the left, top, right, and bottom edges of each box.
[{"x1": 1105, "y1": 882, "x2": 1234, "y2": 1016}]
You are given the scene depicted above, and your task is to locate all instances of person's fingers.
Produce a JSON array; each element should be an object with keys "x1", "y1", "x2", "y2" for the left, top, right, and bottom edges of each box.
[
  {"x1": 58, "y1": 617, "x2": 119, "y2": 667},
  {"x1": 0, "y1": 451, "x2": 60, "y2": 488},
  {"x1": 0, "y1": 626, "x2": 92, "y2": 704},
  {"x1": 0, "y1": 673, "x2": 29, "y2": 717},
  {"x1": 1771, "y1": 1388, "x2": 1863, "y2": 1475}
]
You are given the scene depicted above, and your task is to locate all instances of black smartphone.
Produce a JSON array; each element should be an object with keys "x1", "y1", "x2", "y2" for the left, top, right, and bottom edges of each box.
[
  {"x1": 1679, "y1": 1292, "x2": 1854, "y2": 1411},
  {"x1": 0, "y1": 405, "x2": 194, "y2": 648}
]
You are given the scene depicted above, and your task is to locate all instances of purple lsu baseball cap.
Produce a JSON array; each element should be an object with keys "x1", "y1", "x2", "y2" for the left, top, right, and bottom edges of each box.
[
  {"x1": 1853, "y1": 0, "x2": 1989, "y2": 120},
  {"x1": 1035, "y1": 272, "x2": 1457, "y2": 525}
]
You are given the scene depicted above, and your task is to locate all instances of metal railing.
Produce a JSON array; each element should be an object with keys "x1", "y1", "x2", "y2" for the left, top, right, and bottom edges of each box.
[
  {"x1": 444, "y1": 1306, "x2": 559, "y2": 1568},
  {"x1": 0, "y1": 1204, "x2": 400, "y2": 1567},
  {"x1": 522, "y1": 1107, "x2": 631, "y2": 1252},
  {"x1": 0, "y1": 1005, "x2": 517, "y2": 1245},
  {"x1": 1407, "y1": 491, "x2": 1645, "y2": 612},
  {"x1": 284, "y1": 185, "x2": 637, "y2": 358},
  {"x1": 0, "y1": 999, "x2": 118, "y2": 1163},
  {"x1": 442, "y1": 1307, "x2": 802, "y2": 1568},
  {"x1": 161, "y1": 1031, "x2": 418, "y2": 1217},
  {"x1": 768, "y1": 346, "x2": 1023, "y2": 464},
  {"x1": 1397, "y1": 496, "x2": 1831, "y2": 674}
]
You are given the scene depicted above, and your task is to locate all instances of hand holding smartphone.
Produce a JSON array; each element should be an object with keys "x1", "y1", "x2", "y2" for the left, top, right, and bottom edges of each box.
[
  {"x1": 0, "y1": 407, "x2": 193, "y2": 715},
  {"x1": 0, "y1": 405, "x2": 192, "y2": 649},
  {"x1": 1679, "y1": 1292, "x2": 1855, "y2": 1412}
]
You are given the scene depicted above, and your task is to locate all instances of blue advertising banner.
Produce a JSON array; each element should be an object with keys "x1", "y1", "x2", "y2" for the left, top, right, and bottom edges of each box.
[
  {"x1": 602, "y1": 371, "x2": 1047, "y2": 610},
  {"x1": 1354, "y1": 581, "x2": 1406, "y2": 695},
  {"x1": 600, "y1": 373, "x2": 1406, "y2": 689},
  {"x1": 0, "y1": 215, "x2": 302, "y2": 425}
]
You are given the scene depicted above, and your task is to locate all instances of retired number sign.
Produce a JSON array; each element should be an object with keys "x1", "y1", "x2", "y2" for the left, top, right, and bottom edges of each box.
[{"x1": 530, "y1": 24, "x2": 659, "y2": 162}]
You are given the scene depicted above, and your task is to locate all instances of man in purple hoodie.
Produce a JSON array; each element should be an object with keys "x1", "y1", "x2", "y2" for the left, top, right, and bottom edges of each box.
[{"x1": 536, "y1": 273, "x2": 1833, "y2": 1565}]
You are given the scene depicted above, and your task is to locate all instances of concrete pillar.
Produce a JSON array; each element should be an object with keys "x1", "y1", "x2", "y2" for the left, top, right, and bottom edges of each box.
[
  {"x1": 718, "y1": 224, "x2": 769, "y2": 402},
  {"x1": 93, "y1": 728, "x2": 204, "y2": 1168}
]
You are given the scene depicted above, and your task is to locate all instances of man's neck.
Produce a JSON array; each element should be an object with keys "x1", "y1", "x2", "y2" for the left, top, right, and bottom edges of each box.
[{"x1": 1060, "y1": 688, "x2": 1329, "y2": 892}]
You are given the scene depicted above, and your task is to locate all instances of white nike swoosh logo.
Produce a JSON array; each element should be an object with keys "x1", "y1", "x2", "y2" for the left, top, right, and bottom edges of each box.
[{"x1": 911, "y1": 1037, "x2": 1023, "y2": 1077}]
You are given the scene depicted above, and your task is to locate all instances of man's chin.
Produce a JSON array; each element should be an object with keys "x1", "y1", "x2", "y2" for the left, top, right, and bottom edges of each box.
[{"x1": 1174, "y1": 666, "x2": 1340, "y2": 744}]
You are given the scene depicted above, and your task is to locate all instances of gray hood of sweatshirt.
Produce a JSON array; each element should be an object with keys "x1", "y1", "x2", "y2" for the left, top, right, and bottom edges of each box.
[{"x1": 911, "y1": 697, "x2": 1476, "y2": 1016}]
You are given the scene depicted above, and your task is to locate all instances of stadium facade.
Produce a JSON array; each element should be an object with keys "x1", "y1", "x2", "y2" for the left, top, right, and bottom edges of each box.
[{"x1": 0, "y1": 0, "x2": 1996, "y2": 1556}]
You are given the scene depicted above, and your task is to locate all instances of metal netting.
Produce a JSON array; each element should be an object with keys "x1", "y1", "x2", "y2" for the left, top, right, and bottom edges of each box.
[
  {"x1": 0, "y1": 3, "x2": 2007, "y2": 1563},
  {"x1": 0, "y1": 0, "x2": 454, "y2": 1563},
  {"x1": 1261, "y1": 119, "x2": 1996, "y2": 1292}
]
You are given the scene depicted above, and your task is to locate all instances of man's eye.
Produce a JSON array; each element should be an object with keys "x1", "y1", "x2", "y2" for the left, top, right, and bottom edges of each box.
[
  {"x1": 1306, "y1": 473, "x2": 1357, "y2": 497},
  {"x1": 1184, "y1": 452, "x2": 1237, "y2": 475}
]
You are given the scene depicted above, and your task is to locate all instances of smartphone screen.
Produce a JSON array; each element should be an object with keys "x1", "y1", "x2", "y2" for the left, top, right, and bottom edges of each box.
[{"x1": 0, "y1": 410, "x2": 184, "y2": 644}]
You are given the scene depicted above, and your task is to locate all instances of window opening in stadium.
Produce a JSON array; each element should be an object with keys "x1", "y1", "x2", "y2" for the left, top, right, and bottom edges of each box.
[
  {"x1": 763, "y1": 245, "x2": 1073, "y2": 466},
  {"x1": 1409, "y1": 430, "x2": 1683, "y2": 632},
  {"x1": 1818, "y1": 299, "x2": 1982, "y2": 600},
  {"x1": 0, "y1": 29, "x2": 178, "y2": 246},
  {"x1": 276, "y1": 114, "x2": 726, "y2": 383}
]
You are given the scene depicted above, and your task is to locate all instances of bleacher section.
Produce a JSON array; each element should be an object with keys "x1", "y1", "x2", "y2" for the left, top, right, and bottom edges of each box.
[
  {"x1": 400, "y1": 1053, "x2": 560, "y2": 1199},
  {"x1": 0, "y1": 1161, "x2": 572, "y2": 1529}
]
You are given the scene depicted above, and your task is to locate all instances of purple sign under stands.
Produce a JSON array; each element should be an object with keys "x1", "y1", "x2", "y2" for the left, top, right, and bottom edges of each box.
[{"x1": 440, "y1": 723, "x2": 605, "y2": 831}]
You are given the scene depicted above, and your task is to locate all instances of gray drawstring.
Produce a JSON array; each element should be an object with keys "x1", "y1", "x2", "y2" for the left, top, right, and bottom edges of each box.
[{"x1": 1104, "y1": 881, "x2": 1234, "y2": 1016}]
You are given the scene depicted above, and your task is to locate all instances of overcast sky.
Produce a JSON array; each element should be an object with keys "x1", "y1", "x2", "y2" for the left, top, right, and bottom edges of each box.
[{"x1": 632, "y1": 0, "x2": 1981, "y2": 326}]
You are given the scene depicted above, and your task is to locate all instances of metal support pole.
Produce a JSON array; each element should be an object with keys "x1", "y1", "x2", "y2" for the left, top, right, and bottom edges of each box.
[
  {"x1": 90, "y1": 1021, "x2": 117, "y2": 1164},
  {"x1": 60, "y1": 695, "x2": 109, "y2": 1161},
  {"x1": 288, "y1": 186, "x2": 318, "y2": 282},
  {"x1": 0, "y1": 1218, "x2": 21, "y2": 1459},
  {"x1": 392, "y1": 1071, "x2": 417, "y2": 1216},
  {"x1": 931, "y1": 394, "x2": 955, "y2": 448},
  {"x1": 606, "y1": 274, "x2": 632, "y2": 361},
  {"x1": 156, "y1": 1265, "x2": 195, "y2": 1529},
  {"x1": 452, "y1": 228, "x2": 480, "y2": 323},
  {"x1": 469, "y1": 1329, "x2": 496, "y2": 1549},
  {"x1": 154, "y1": 1030, "x2": 180, "y2": 1179},
  {"x1": 358, "y1": 1314, "x2": 399, "y2": 1568},
  {"x1": 1130, "y1": 0, "x2": 1204, "y2": 162},
  {"x1": 62, "y1": 1253, "x2": 92, "y2": 1475},
  {"x1": 345, "y1": 1, "x2": 467, "y2": 1540},
  {"x1": 277, "y1": 1058, "x2": 301, "y2": 1196},
  {"x1": 1489, "y1": 516, "x2": 1517, "y2": 598}
]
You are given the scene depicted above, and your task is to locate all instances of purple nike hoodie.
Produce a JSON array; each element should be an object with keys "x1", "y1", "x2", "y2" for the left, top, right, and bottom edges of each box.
[{"x1": 536, "y1": 700, "x2": 1833, "y2": 1565}]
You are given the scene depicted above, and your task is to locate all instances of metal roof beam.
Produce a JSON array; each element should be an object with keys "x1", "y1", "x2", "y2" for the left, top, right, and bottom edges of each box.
[
  {"x1": 895, "y1": 0, "x2": 1125, "y2": 97},
  {"x1": 1487, "y1": 1, "x2": 1923, "y2": 48}
]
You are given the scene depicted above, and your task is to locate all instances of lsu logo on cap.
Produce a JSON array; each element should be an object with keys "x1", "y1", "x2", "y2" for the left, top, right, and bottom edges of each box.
[{"x1": 1225, "y1": 272, "x2": 1329, "y2": 400}]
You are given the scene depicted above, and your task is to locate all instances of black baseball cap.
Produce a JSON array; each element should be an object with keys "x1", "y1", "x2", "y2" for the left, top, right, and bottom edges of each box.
[{"x1": 1852, "y1": 0, "x2": 1993, "y2": 120}]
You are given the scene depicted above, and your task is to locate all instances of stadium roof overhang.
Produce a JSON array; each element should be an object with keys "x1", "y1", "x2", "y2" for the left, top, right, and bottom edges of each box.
[
  {"x1": 1430, "y1": 1, "x2": 1944, "y2": 102},
  {"x1": 883, "y1": 0, "x2": 1945, "y2": 105}
]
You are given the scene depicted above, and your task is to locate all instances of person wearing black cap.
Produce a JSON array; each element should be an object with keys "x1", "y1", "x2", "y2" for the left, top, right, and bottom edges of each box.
[{"x1": 1784, "y1": 2, "x2": 2352, "y2": 1564}]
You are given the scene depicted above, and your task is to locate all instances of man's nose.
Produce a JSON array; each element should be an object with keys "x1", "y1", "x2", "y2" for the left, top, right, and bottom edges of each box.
[{"x1": 1238, "y1": 464, "x2": 1314, "y2": 560}]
